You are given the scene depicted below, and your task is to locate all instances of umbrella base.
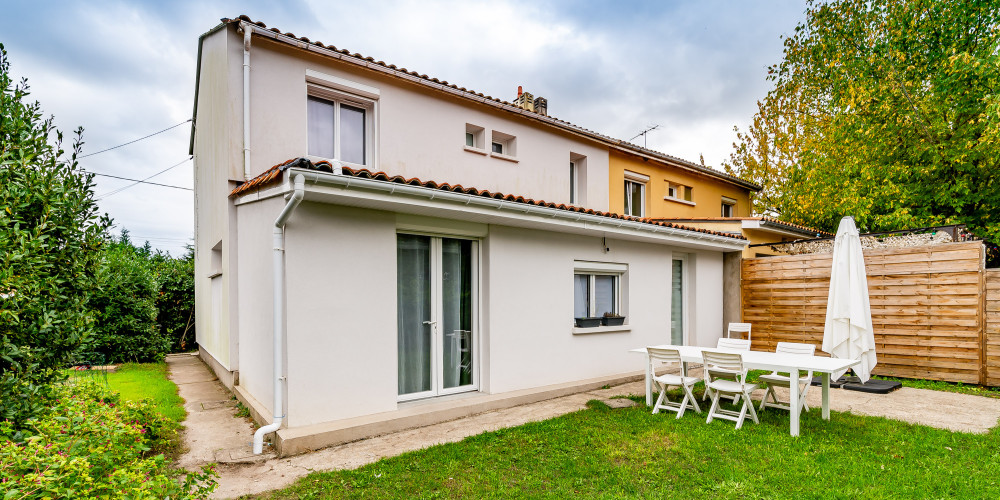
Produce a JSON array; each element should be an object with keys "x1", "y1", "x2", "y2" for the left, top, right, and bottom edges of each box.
[
  {"x1": 842, "y1": 379, "x2": 902, "y2": 394},
  {"x1": 811, "y1": 376, "x2": 861, "y2": 388}
]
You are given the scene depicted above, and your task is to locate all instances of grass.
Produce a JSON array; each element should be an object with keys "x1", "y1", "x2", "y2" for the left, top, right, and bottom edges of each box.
[
  {"x1": 105, "y1": 363, "x2": 186, "y2": 424},
  {"x1": 256, "y1": 386, "x2": 1000, "y2": 499},
  {"x1": 873, "y1": 375, "x2": 1000, "y2": 399}
]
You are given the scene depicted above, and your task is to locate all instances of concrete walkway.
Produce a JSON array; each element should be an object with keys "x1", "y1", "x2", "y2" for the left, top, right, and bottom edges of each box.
[{"x1": 166, "y1": 353, "x2": 1000, "y2": 499}]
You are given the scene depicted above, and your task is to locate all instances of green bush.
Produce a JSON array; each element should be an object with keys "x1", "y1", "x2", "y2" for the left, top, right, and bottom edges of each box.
[
  {"x1": 88, "y1": 233, "x2": 172, "y2": 363},
  {"x1": 0, "y1": 43, "x2": 110, "y2": 432},
  {"x1": 0, "y1": 381, "x2": 216, "y2": 499},
  {"x1": 154, "y1": 246, "x2": 196, "y2": 352}
]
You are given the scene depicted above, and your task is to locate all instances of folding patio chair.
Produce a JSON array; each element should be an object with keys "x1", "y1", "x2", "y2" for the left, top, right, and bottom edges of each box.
[
  {"x1": 646, "y1": 347, "x2": 702, "y2": 419},
  {"x1": 702, "y1": 350, "x2": 759, "y2": 429},
  {"x1": 704, "y1": 337, "x2": 751, "y2": 402},
  {"x1": 758, "y1": 342, "x2": 816, "y2": 413},
  {"x1": 727, "y1": 322, "x2": 752, "y2": 341}
]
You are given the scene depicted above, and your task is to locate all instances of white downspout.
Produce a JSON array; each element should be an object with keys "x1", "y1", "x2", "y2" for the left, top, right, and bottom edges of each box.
[
  {"x1": 241, "y1": 22, "x2": 252, "y2": 180},
  {"x1": 253, "y1": 173, "x2": 305, "y2": 454}
]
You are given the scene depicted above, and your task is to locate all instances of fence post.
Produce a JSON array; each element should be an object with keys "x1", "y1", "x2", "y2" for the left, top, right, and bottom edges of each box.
[{"x1": 979, "y1": 242, "x2": 987, "y2": 385}]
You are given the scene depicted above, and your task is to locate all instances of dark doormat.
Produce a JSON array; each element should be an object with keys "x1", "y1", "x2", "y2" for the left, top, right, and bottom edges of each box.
[
  {"x1": 811, "y1": 376, "x2": 861, "y2": 388},
  {"x1": 842, "y1": 379, "x2": 902, "y2": 394}
]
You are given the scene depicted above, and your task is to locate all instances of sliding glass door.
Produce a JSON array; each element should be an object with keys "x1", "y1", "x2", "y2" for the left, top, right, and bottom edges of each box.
[{"x1": 397, "y1": 234, "x2": 477, "y2": 400}]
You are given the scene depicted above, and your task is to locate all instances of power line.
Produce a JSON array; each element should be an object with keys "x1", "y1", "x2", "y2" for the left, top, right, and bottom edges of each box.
[
  {"x1": 97, "y1": 156, "x2": 192, "y2": 199},
  {"x1": 87, "y1": 171, "x2": 192, "y2": 192},
  {"x1": 79, "y1": 119, "x2": 192, "y2": 159}
]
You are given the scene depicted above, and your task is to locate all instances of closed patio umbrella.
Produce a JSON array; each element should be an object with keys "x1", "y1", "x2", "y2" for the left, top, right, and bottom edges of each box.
[{"x1": 821, "y1": 216, "x2": 877, "y2": 383}]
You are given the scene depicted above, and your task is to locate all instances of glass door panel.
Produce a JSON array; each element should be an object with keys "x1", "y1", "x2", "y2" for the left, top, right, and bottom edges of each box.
[
  {"x1": 397, "y1": 234, "x2": 432, "y2": 396},
  {"x1": 671, "y1": 259, "x2": 684, "y2": 345},
  {"x1": 441, "y1": 239, "x2": 473, "y2": 390}
]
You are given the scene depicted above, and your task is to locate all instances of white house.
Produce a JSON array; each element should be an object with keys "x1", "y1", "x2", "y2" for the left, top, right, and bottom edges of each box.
[{"x1": 191, "y1": 15, "x2": 748, "y2": 455}]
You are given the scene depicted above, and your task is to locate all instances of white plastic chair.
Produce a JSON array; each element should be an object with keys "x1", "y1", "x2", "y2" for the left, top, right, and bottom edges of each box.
[
  {"x1": 758, "y1": 342, "x2": 816, "y2": 413},
  {"x1": 704, "y1": 337, "x2": 751, "y2": 402},
  {"x1": 646, "y1": 347, "x2": 702, "y2": 419},
  {"x1": 727, "y1": 322, "x2": 752, "y2": 341},
  {"x1": 702, "y1": 350, "x2": 759, "y2": 429}
]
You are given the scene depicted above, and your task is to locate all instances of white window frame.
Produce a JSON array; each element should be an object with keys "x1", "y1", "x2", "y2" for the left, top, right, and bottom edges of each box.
[
  {"x1": 670, "y1": 254, "x2": 690, "y2": 345},
  {"x1": 624, "y1": 170, "x2": 648, "y2": 217},
  {"x1": 664, "y1": 181, "x2": 696, "y2": 206},
  {"x1": 464, "y1": 124, "x2": 486, "y2": 155},
  {"x1": 490, "y1": 130, "x2": 518, "y2": 162},
  {"x1": 306, "y1": 83, "x2": 378, "y2": 169},
  {"x1": 569, "y1": 161, "x2": 578, "y2": 204},
  {"x1": 573, "y1": 261, "x2": 626, "y2": 319}
]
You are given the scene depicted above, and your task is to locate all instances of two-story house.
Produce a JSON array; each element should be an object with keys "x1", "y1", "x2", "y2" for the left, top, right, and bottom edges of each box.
[{"x1": 191, "y1": 15, "x2": 750, "y2": 455}]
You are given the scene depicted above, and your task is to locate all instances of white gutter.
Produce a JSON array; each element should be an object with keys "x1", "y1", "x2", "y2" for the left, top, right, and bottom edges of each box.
[
  {"x1": 252, "y1": 173, "x2": 305, "y2": 454},
  {"x1": 241, "y1": 22, "x2": 252, "y2": 180},
  {"x1": 280, "y1": 168, "x2": 746, "y2": 250}
]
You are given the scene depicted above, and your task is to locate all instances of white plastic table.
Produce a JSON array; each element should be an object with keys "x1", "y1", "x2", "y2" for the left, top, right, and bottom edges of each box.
[{"x1": 631, "y1": 345, "x2": 860, "y2": 436}]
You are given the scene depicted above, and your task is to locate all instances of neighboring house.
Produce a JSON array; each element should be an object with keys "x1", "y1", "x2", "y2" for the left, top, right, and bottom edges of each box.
[{"x1": 191, "y1": 15, "x2": 750, "y2": 455}]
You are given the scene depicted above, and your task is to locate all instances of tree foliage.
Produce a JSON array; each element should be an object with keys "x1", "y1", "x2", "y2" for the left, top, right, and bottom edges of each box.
[
  {"x1": 0, "y1": 43, "x2": 110, "y2": 431},
  {"x1": 725, "y1": 0, "x2": 1000, "y2": 240}
]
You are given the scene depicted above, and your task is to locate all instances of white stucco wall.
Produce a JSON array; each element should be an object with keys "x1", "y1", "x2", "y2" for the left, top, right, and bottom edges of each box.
[
  {"x1": 229, "y1": 200, "x2": 727, "y2": 427},
  {"x1": 244, "y1": 34, "x2": 611, "y2": 211},
  {"x1": 193, "y1": 27, "x2": 244, "y2": 371}
]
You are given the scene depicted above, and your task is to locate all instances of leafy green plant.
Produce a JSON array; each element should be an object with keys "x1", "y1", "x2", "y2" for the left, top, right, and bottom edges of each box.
[
  {"x1": 0, "y1": 381, "x2": 216, "y2": 499},
  {"x1": 154, "y1": 245, "x2": 196, "y2": 352},
  {"x1": 88, "y1": 232, "x2": 171, "y2": 363},
  {"x1": 726, "y1": 0, "x2": 1000, "y2": 242},
  {"x1": 0, "y1": 42, "x2": 110, "y2": 434}
]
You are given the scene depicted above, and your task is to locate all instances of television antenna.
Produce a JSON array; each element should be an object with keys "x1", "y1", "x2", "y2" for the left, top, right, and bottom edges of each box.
[{"x1": 629, "y1": 124, "x2": 660, "y2": 148}]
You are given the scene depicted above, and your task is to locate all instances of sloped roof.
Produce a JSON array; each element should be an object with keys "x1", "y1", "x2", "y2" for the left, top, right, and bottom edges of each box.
[
  {"x1": 231, "y1": 158, "x2": 747, "y2": 241},
  {"x1": 199, "y1": 15, "x2": 761, "y2": 191},
  {"x1": 653, "y1": 217, "x2": 832, "y2": 238}
]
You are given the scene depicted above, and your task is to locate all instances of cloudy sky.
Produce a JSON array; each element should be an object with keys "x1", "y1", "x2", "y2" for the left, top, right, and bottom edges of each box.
[{"x1": 1, "y1": 1, "x2": 805, "y2": 255}]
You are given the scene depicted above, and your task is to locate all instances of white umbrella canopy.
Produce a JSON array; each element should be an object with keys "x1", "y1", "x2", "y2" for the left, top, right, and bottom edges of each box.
[{"x1": 821, "y1": 216, "x2": 877, "y2": 383}]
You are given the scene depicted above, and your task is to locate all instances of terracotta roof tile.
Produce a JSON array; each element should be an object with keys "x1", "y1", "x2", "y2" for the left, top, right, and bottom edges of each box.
[
  {"x1": 230, "y1": 158, "x2": 747, "y2": 241},
  {"x1": 218, "y1": 15, "x2": 760, "y2": 191},
  {"x1": 652, "y1": 217, "x2": 832, "y2": 237}
]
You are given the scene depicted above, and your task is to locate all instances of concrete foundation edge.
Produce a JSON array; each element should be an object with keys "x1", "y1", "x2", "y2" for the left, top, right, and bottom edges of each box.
[
  {"x1": 274, "y1": 370, "x2": 644, "y2": 457},
  {"x1": 198, "y1": 347, "x2": 236, "y2": 390}
]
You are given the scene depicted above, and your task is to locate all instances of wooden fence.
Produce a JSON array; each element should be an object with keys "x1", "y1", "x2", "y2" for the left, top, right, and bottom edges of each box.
[
  {"x1": 987, "y1": 270, "x2": 1000, "y2": 386},
  {"x1": 741, "y1": 241, "x2": 997, "y2": 384}
]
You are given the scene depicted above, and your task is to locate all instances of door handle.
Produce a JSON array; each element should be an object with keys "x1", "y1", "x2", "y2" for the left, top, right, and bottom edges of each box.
[{"x1": 422, "y1": 321, "x2": 437, "y2": 325}]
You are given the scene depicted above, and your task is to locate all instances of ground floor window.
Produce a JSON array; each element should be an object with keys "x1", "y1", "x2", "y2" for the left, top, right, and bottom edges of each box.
[{"x1": 573, "y1": 261, "x2": 626, "y2": 320}]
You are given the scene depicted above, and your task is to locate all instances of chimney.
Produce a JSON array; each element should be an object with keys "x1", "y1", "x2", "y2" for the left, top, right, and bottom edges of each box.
[
  {"x1": 514, "y1": 86, "x2": 534, "y2": 112},
  {"x1": 533, "y1": 96, "x2": 547, "y2": 116}
]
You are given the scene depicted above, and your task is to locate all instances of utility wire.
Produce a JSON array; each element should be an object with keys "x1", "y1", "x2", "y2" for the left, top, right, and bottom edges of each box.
[
  {"x1": 79, "y1": 119, "x2": 192, "y2": 159},
  {"x1": 97, "y1": 156, "x2": 192, "y2": 199},
  {"x1": 88, "y1": 171, "x2": 192, "y2": 192}
]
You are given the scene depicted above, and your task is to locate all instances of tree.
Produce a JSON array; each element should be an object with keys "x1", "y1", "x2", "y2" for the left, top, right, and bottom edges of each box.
[
  {"x1": 725, "y1": 0, "x2": 1000, "y2": 240},
  {"x1": 0, "y1": 43, "x2": 110, "y2": 433}
]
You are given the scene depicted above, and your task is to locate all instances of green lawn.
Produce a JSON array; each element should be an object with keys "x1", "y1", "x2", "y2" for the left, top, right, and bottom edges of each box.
[
  {"x1": 105, "y1": 363, "x2": 186, "y2": 424},
  {"x1": 257, "y1": 388, "x2": 1000, "y2": 499}
]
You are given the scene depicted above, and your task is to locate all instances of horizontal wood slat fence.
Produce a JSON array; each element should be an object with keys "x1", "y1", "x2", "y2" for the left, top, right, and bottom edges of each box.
[{"x1": 741, "y1": 241, "x2": 998, "y2": 385}]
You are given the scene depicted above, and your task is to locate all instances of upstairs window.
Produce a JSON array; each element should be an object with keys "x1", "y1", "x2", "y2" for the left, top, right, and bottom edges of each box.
[
  {"x1": 721, "y1": 197, "x2": 737, "y2": 217},
  {"x1": 570, "y1": 161, "x2": 578, "y2": 204},
  {"x1": 464, "y1": 124, "x2": 485, "y2": 153},
  {"x1": 623, "y1": 170, "x2": 649, "y2": 217},
  {"x1": 666, "y1": 182, "x2": 694, "y2": 203},
  {"x1": 307, "y1": 95, "x2": 372, "y2": 166},
  {"x1": 490, "y1": 130, "x2": 517, "y2": 160}
]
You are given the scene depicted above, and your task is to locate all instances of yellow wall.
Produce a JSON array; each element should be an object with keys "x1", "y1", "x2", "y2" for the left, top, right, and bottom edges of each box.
[{"x1": 608, "y1": 150, "x2": 752, "y2": 219}]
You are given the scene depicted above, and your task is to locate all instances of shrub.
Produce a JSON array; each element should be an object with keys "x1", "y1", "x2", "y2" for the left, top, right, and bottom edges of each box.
[
  {"x1": 88, "y1": 233, "x2": 172, "y2": 363},
  {"x1": 0, "y1": 43, "x2": 110, "y2": 432},
  {"x1": 155, "y1": 246, "x2": 196, "y2": 352},
  {"x1": 0, "y1": 381, "x2": 216, "y2": 499}
]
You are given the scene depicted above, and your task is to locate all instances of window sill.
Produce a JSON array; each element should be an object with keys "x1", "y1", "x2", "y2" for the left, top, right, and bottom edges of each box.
[
  {"x1": 663, "y1": 196, "x2": 696, "y2": 207},
  {"x1": 572, "y1": 325, "x2": 632, "y2": 335},
  {"x1": 463, "y1": 145, "x2": 487, "y2": 156},
  {"x1": 207, "y1": 271, "x2": 222, "y2": 279},
  {"x1": 490, "y1": 152, "x2": 519, "y2": 163}
]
